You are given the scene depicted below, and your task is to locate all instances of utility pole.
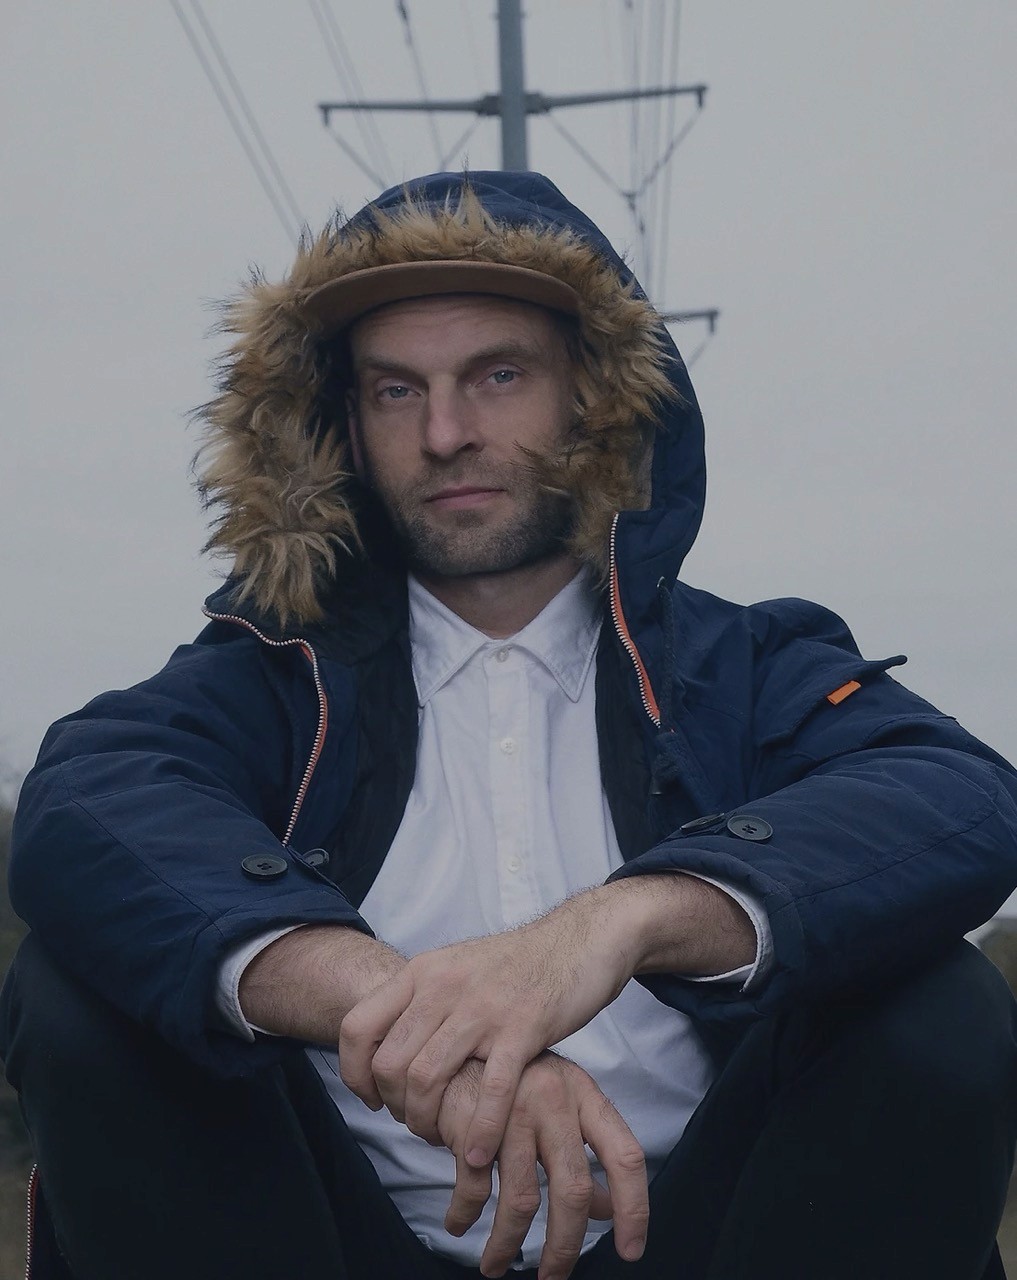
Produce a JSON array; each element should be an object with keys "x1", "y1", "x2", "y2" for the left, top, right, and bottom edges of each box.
[
  {"x1": 317, "y1": 1, "x2": 718, "y2": 334},
  {"x1": 498, "y1": 0, "x2": 527, "y2": 169},
  {"x1": 319, "y1": 1, "x2": 706, "y2": 177}
]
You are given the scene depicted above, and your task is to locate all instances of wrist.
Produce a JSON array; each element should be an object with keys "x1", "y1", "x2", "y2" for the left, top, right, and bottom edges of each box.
[
  {"x1": 239, "y1": 924, "x2": 405, "y2": 1042},
  {"x1": 599, "y1": 874, "x2": 757, "y2": 976},
  {"x1": 549, "y1": 883, "x2": 647, "y2": 981}
]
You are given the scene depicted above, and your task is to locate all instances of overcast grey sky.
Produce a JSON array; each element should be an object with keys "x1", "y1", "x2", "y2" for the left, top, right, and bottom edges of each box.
[{"x1": 3, "y1": 3, "x2": 1016, "y2": 907}]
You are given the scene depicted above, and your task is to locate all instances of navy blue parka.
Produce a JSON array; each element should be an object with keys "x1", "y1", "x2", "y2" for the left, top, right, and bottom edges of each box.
[{"x1": 5, "y1": 173, "x2": 1017, "y2": 1079}]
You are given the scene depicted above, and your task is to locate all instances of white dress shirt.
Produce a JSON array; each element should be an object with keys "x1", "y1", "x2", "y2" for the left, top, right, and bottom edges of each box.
[{"x1": 218, "y1": 569, "x2": 771, "y2": 1269}]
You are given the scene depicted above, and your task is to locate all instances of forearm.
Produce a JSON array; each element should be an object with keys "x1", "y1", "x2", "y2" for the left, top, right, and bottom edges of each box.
[
  {"x1": 238, "y1": 924, "x2": 407, "y2": 1043},
  {"x1": 582, "y1": 873, "x2": 757, "y2": 977}
]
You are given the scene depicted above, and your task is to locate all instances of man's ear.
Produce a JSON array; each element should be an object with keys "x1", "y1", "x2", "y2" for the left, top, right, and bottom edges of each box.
[{"x1": 346, "y1": 390, "x2": 367, "y2": 482}]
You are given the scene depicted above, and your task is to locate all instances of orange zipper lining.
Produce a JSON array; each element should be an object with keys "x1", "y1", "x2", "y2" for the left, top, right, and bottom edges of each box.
[
  {"x1": 24, "y1": 1164, "x2": 37, "y2": 1280},
  {"x1": 608, "y1": 515, "x2": 662, "y2": 728},
  {"x1": 202, "y1": 610, "x2": 327, "y2": 845}
]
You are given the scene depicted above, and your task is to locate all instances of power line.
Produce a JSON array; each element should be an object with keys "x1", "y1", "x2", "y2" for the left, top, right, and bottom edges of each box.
[
  {"x1": 640, "y1": 0, "x2": 662, "y2": 290},
  {"x1": 626, "y1": 0, "x2": 641, "y2": 213},
  {"x1": 625, "y1": 1, "x2": 651, "y2": 280},
  {"x1": 324, "y1": 125, "x2": 386, "y2": 190},
  {"x1": 616, "y1": 0, "x2": 703, "y2": 301},
  {"x1": 644, "y1": 0, "x2": 667, "y2": 252},
  {"x1": 169, "y1": 0, "x2": 302, "y2": 245},
  {"x1": 645, "y1": 0, "x2": 673, "y2": 299},
  {"x1": 307, "y1": 0, "x2": 395, "y2": 184},
  {"x1": 654, "y1": 0, "x2": 683, "y2": 301},
  {"x1": 188, "y1": 0, "x2": 305, "y2": 233},
  {"x1": 633, "y1": 103, "x2": 701, "y2": 202},
  {"x1": 546, "y1": 113, "x2": 629, "y2": 203},
  {"x1": 396, "y1": 1, "x2": 444, "y2": 169}
]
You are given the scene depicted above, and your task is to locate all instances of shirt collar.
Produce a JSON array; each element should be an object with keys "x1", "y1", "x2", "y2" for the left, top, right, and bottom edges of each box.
[{"x1": 409, "y1": 568, "x2": 603, "y2": 705}]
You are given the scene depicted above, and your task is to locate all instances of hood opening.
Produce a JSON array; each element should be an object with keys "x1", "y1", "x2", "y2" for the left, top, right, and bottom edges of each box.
[{"x1": 196, "y1": 171, "x2": 703, "y2": 627}]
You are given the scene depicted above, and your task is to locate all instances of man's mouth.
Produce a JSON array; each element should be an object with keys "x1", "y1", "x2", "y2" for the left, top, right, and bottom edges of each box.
[{"x1": 425, "y1": 486, "x2": 506, "y2": 510}]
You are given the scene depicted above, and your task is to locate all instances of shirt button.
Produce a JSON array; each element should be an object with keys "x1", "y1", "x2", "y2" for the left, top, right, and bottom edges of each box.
[
  {"x1": 506, "y1": 857, "x2": 522, "y2": 873},
  {"x1": 495, "y1": 648, "x2": 510, "y2": 663},
  {"x1": 500, "y1": 737, "x2": 517, "y2": 755}
]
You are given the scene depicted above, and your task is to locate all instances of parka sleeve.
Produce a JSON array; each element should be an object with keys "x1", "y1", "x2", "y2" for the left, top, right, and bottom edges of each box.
[
  {"x1": 608, "y1": 598, "x2": 1017, "y2": 1025},
  {"x1": 6, "y1": 624, "x2": 371, "y2": 1076}
]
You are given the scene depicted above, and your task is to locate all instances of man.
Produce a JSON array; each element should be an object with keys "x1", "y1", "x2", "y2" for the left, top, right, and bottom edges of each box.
[{"x1": 3, "y1": 171, "x2": 1017, "y2": 1280}]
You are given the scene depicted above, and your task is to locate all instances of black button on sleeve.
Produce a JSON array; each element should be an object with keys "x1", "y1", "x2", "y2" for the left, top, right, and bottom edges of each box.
[
  {"x1": 679, "y1": 812, "x2": 726, "y2": 834},
  {"x1": 241, "y1": 854, "x2": 288, "y2": 880},
  {"x1": 726, "y1": 815, "x2": 773, "y2": 842}
]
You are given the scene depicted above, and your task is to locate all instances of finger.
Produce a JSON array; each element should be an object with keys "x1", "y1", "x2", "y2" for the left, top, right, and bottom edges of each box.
[
  {"x1": 579, "y1": 1091, "x2": 648, "y2": 1265},
  {"x1": 338, "y1": 971, "x2": 415, "y2": 1108},
  {"x1": 464, "y1": 1047, "x2": 530, "y2": 1169},
  {"x1": 371, "y1": 1006, "x2": 452, "y2": 1124},
  {"x1": 445, "y1": 1151, "x2": 494, "y2": 1240},
  {"x1": 536, "y1": 1114, "x2": 595, "y2": 1280},
  {"x1": 479, "y1": 1126, "x2": 541, "y2": 1278},
  {"x1": 401, "y1": 1019, "x2": 483, "y2": 1142}
]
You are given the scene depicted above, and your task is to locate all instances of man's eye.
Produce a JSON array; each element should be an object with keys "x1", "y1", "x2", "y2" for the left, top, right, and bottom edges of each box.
[
  {"x1": 380, "y1": 384, "x2": 412, "y2": 401},
  {"x1": 489, "y1": 369, "x2": 517, "y2": 385}
]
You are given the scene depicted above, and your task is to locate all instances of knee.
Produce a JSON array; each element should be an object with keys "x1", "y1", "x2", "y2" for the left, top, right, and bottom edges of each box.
[
  {"x1": 2, "y1": 933, "x2": 134, "y2": 1092},
  {"x1": 839, "y1": 944, "x2": 1017, "y2": 1124}
]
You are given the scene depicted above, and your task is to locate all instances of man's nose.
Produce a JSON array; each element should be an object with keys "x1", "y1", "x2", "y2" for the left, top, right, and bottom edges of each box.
[{"x1": 421, "y1": 388, "x2": 482, "y2": 459}]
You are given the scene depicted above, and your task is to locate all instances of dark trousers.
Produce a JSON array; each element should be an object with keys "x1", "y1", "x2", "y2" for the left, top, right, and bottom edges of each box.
[{"x1": 3, "y1": 935, "x2": 1016, "y2": 1280}]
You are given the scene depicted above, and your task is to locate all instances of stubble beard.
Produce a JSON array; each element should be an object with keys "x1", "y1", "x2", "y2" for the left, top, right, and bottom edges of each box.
[{"x1": 375, "y1": 464, "x2": 574, "y2": 580}]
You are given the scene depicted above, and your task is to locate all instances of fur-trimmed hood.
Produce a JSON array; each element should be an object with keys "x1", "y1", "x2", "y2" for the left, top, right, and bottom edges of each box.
[{"x1": 197, "y1": 171, "x2": 707, "y2": 627}]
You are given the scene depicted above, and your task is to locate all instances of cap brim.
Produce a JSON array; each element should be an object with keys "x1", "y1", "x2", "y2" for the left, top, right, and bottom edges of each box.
[{"x1": 302, "y1": 260, "x2": 581, "y2": 334}]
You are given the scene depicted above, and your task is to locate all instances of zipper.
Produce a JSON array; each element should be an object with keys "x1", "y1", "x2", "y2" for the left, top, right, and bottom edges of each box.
[
  {"x1": 24, "y1": 1164, "x2": 37, "y2": 1280},
  {"x1": 203, "y1": 610, "x2": 328, "y2": 845},
  {"x1": 608, "y1": 513, "x2": 661, "y2": 729}
]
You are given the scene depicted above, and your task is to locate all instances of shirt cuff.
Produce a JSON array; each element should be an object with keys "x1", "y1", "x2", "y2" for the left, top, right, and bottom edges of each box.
[
  {"x1": 213, "y1": 925, "x2": 303, "y2": 1040},
  {"x1": 679, "y1": 873, "x2": 773, "y2": 992}
]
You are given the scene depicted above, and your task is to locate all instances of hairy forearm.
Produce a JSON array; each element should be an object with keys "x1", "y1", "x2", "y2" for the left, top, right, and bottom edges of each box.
[
  {"x1": 237, "y1": 925, "x2": 407, "y2": 1043},
  {"x1": 579, "y1": 873, "x2": 757, "y2": 977}
]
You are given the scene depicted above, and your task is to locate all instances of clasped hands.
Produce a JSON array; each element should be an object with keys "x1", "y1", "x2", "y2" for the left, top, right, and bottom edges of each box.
[
  {"x1": 338, "y1": 884, "x2": 651, "y2": 1279},
  {"x1": 239, "y1": 872, "x2": 749, "y2": 1277}
]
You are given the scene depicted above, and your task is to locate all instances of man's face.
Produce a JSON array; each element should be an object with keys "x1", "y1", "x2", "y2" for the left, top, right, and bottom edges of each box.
[{"x1": 348, "y1": 294, "x2": 576, "y2": 581}]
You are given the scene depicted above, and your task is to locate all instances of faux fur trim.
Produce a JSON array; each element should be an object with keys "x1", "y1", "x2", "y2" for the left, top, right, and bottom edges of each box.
[{"x1": 196, "y1": 184, "x2": 677, "y2": 625}]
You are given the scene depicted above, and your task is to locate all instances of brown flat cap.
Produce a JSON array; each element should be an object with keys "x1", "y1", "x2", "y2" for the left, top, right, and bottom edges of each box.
[{"x1": 302, "y1": 259, "x2": 582, "y2": 333}]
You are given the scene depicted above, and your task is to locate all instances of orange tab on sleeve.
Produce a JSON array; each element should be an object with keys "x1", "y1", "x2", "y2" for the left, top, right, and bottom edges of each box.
[{"x1": 827, "y1": 680, "x2": 861, "y2": 706}]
